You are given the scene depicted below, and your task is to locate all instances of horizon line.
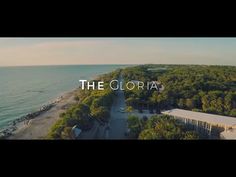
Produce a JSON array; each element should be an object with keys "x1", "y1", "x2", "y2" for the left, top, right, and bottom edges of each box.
[{"x1": 0, "y1": 63, "x2": 236, "y2": 67}]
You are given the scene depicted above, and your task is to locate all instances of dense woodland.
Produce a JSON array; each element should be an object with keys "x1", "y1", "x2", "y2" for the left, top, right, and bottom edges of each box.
[
  {"x1": 48, "y1": 64, "x2": 236, "y2": 139},
  {"x1": 47, "y1": 70, "x2": 120, "y2": 139},
  {"x1": 127, "y1": 114, "x2": 199, "y2": 140},
  {"x1": 123, "y1": 64, "x2": 236, "y2": 139},
  {"x1": 122, "y1": 65, "x2": 236, "y2": 117}
]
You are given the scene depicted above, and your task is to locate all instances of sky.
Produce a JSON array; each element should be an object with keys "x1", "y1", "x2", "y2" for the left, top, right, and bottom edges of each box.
[{"x1": 0, "y1": 38, "x2": 236, "y2": 66}]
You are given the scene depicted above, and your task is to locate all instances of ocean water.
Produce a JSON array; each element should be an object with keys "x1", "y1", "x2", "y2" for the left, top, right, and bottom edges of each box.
[{"x1": 0, "y1": 65, "x2": 127, "y2": 130}]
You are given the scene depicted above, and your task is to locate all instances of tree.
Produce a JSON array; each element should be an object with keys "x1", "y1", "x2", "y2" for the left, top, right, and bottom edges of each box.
[
  {"x1": 70, "y1": 104, "x2": 92, "y2": 130},
  {"x1": 82, "y1": 96, "x2": 94, "y2": 106},
  {"x1": 150, "y1": 91, "x2": 167, "y2": 113},
  {"x1": 230, "y1": 109, "x2": 236, "y2": 117},
  {"x1": 178, "y1": 98, "x2": 185, "y2": 108},
  {"x1": 145, "y1": 115, "x2": 161, "y2": 129},
  {"x1": 182, "y1": 131, "x2": 199, "y2": 140},
  {"x1": 74, "y1": 96, "x2": 80, "y2": 102},
  {"x1": 138, "y1": 115, "x2": 199, "y2": 140},
  {"x1": 202, "y1": 95, "x2": 211, "y2": 112},
  {"x1": 73, "y1": 104, "x2": 90, "y2": 119},
  {"x1": 47, "y1": 117, "x2": 70, "y2": 139},
  {"x1": 192, "y1": 95, "x2": 201, "y2": 109},
  {"x1": 91, "y1": 106, "x2": 110, "y2": 122},
  {"x1": 91, "y1": 98, "x2": 103, "y2": 109},
  {"x1": 186, "y1": 98, "x2": 194, "y2": 110},
  {"x1": 216, "y1": 97, "x2": 224, "y2": 113},
  {"x1": 127, "y1": 115, "x2": 142, "y2": 138},
  {"x1": 224, "y1": 92, "x2": 233, "y2": 112},
  {"x1": 125, "y1": 97, "x2": 137, "y2": 107},
  {"x1": 150, "y1": 91, "x2": 159, "y2": 104},
  {"x1": 154, "y1": 119, "x2": 182, "y2": 139},
  {"x1": 157, "y1": 93, "x2": 169, "y2": 110},
  {"x1": 126, "y1": 106, "x2": 134, "y2": 114},
  {"x1": 61, "y1": 127, "x2": 73, "y2": 139},
  {"x1": 139, "y1": 129, "x2": 158, "y2": 140}
]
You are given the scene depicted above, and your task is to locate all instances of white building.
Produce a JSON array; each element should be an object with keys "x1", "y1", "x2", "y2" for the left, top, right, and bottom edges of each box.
[{"x1": 162, "y1": 109, "x2": 236, "y2": 139}]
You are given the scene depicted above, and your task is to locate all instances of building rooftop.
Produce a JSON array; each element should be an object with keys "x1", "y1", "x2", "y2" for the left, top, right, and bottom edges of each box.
[
  {"x1": 221, "y1": 129, "x2": 236, "y2": 139},
  {"x1": 162, "y1": 109, "x2": 236, "y2": 127}
]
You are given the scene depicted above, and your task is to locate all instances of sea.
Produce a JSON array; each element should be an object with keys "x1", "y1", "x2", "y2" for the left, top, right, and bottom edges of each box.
[{"x1": 0, "y1": 65, "x2": 128, "y2": 130}]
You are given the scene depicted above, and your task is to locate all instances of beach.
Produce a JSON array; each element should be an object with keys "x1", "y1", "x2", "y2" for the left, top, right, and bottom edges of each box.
[
  {"x1": 0, "y1": 65, "x2": 127, "y2": 139},
  {"x1": 7, "y1": 89, "x2": 78, "y2": 139}
]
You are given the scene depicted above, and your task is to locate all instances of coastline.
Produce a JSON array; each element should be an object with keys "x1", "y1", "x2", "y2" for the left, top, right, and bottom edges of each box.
[
  {"x1": 0, "y1": 65, "x2": 127, "y2": 139},
  {"x1": 0, "y1": 67, "x2": 124, "y2": 139},
  {"x1": 3, "y1": 88, "x2": 78, "y2": 139}
]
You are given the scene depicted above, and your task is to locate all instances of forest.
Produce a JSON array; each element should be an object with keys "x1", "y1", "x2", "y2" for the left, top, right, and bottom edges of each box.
[
  {"x1": 122, "y1": 65, "x2": 236, "y2": 117},
  {"x1": 127, "y1": 114, "x2": 200, "y2": 140},
  {"x1": 47, "y1": 69, "x2": 120, "y2": 139},
  {"x1": 47, "y1": 64, "x2": 236, "y2": 139}
]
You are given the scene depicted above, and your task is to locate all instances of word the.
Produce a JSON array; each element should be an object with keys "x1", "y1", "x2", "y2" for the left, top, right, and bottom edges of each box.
[{"x1": 79, "y1": 80, "x2": 104, "y2": 90}]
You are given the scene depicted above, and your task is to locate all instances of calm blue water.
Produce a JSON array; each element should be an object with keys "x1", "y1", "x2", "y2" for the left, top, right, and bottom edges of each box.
[{"x1": 0, "y1": 65, "x2": 127, "y2": 129}]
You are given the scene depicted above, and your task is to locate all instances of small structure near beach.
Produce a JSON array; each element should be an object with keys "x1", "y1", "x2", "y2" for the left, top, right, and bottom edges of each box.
[{"x1": 71, "y1": 125, "x2": 82, "y2": 139}]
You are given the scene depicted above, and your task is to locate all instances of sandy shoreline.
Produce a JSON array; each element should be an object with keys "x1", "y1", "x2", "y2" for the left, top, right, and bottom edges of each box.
[{"x1": 7, "y1": 89, "x2": 78, "y2": 139}]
